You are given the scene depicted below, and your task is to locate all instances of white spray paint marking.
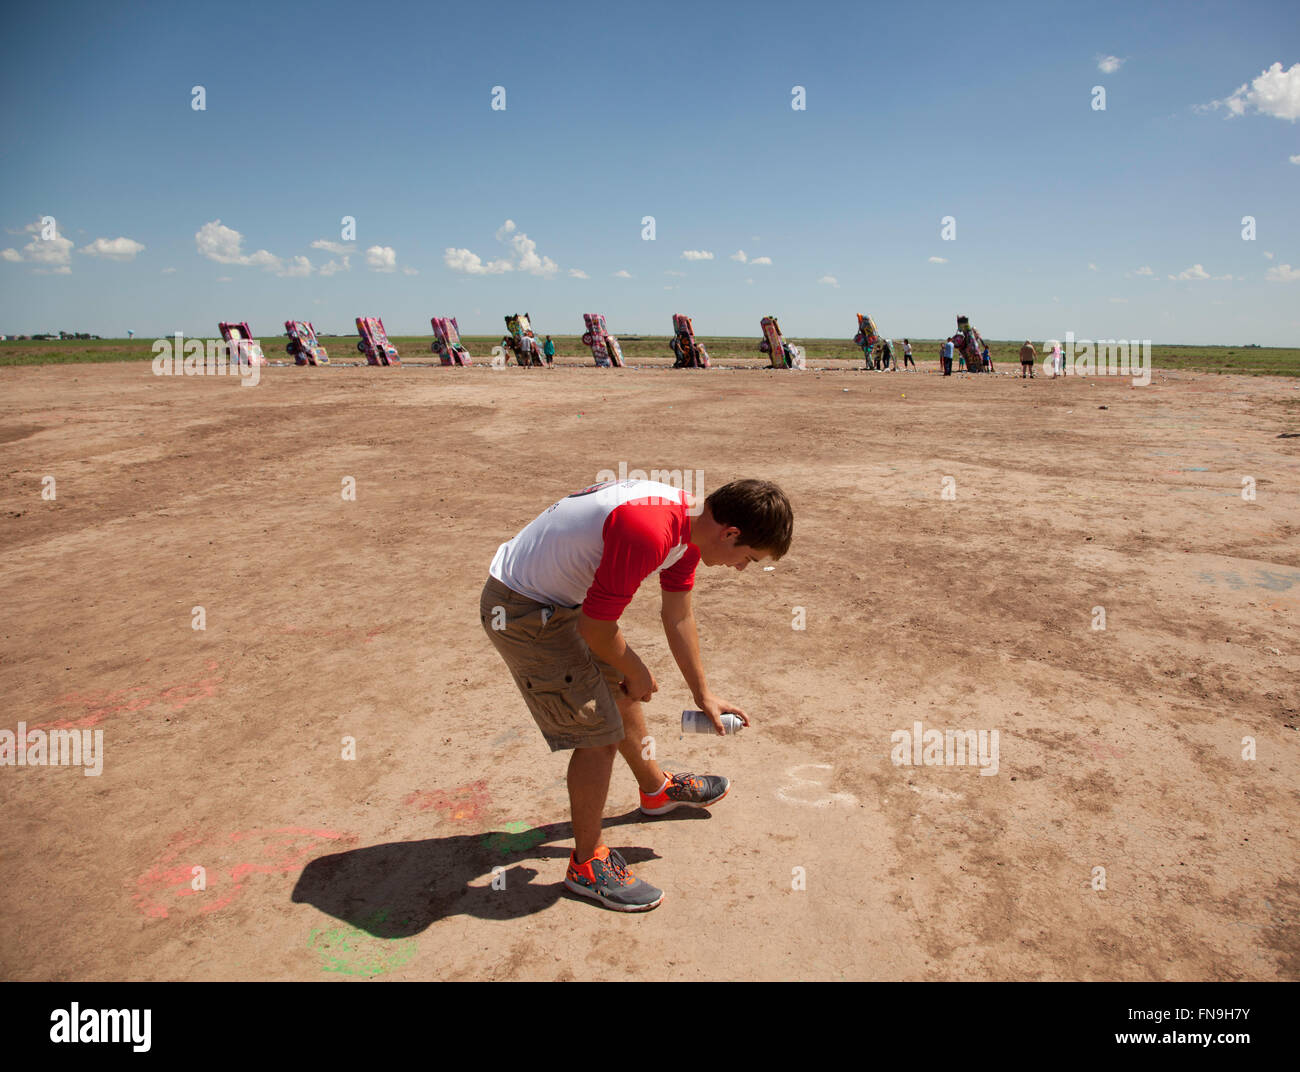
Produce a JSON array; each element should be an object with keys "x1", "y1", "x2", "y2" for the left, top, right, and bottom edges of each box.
[
  {"x1": 775, "y1": 764, "x2": 859, "y2": 808},
  {"x1": 905, "y1": 783, "x2": 964, "y2": 803}
]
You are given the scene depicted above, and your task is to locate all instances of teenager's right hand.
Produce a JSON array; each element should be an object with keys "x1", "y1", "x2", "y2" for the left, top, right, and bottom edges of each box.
[{"x1": 619, "y1": 662, "x2": 658, "y2": 703}]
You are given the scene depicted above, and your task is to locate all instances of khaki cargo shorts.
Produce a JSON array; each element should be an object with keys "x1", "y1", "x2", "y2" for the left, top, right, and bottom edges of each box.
[{"x1": 479, "y1": 575, "x2": 625, "y2": 752}]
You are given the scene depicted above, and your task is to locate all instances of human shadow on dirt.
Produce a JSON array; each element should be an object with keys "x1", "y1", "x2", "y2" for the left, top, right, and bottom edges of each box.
[{"x1": 290, "y1": 807, "x2": 712, "y2": 936}]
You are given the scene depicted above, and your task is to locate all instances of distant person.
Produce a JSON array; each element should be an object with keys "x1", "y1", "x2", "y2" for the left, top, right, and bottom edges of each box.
[
  {"x1": 544, "y1": 335, "x2": 556, "y2": 363},
  {"x1": 941, "y1": 339, "x2": 954, "y2": 376},
  {"x1": 1048, "y1": 341, "x2": 1063, "y2": 378},
  {"x1": 1019, "y1": 340, "x2": 1036, "y2": 378},
  {"x1": 881, "y1": 339, "x2": 894, "y2": 370},
  {"x1": 981, "y1": 342, "x2": 991, "y2": 372},
  {"x1": 902, "y1": 338, "x2": 915, "y2": 369}
]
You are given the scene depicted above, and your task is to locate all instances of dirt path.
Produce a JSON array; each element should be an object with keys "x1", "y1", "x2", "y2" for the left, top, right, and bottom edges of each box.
[{"x1": 1, "y1": 359, "x2": 1296, "y2": 980}]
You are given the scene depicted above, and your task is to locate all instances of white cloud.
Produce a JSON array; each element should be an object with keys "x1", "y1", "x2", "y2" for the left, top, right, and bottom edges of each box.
[
  {"x1": 1207, "y1": 61, "x2": 1300, "y2": 121},
  {"x1": 1290, "y1": 155, "x2": 1300, "y2": 165},
  {"x1": 444, "y1": 220, "x2": 557, "y2": 277},
  {"x1": 195, "y1": 220, "x2": 281, "y2": 271},
  {"x1": 1263, "y1": 251, "x2": 1274, "y2": 259},
  {"x1": 746, "y1": 278, "x2": 754, "y2": 285},
  {"x1": 6, "y1": 220, "x2": 77, "y2": 271},
  {"x1": 665, "y1": 270, "x2": 685, "y2": 277},
  {"x1": 216, "y1": 276, "x2": 232, "y2": 283},
  {"x1": 928, "y1": 256, "x2": 947, "y2": 264},
  {"x1": 318, "y1": 256, "x2": 350, "y2": 276},
  {"x1": 507, "y1": 229, "x2": 557, "y2": 277},
  {"x1": 613, "y1": 269, "x2": 632, "y2": 278},
  {"x1": 1134, "y1": 265, "x2": 1153, "y2": 276},
  {"x1": 568, "y1": 268, "x2": 589, "y2": 279},
  {"x1": 161, "y1": 266, "x2": 176, "y2": 274},
  {"x1": 444, "y1": 247, "x2": 512, "y2": 275},
  {"x1": 1168, "y1": 264, "x2": 1210, "y2": 280},
  {"x1": 818, "y1": 275, "x2": 839, "y2": 287},
  {"x1": 750, "y1": 256, "x2": 772, "y2": 266},
  {"x1": 195, "y1": 220, "x2": 247, "y2": 263},
  {"x1": 279, "y1": 255, "x2": 312, "y2": 278},
  {"x1": 311, "y1": 239, "x2": 353, "y2": 255},
  {"x1": 730, "y1": 250, "x2": 747, "y2": 263},
  {"x1": 1098, "y1": 55, "x2": 1124, "y2": 74},
  {"x1": 365, "y1": 245, "x2": 397, "y2": 272},
  {"x1": 401, "y1": 266, "x2": 419, "y2": 276},
  {"x1": 80, "y1": 236, "x2": 144, "y2": 261},
  {"x1": 1088, "y1": 262, "x2": 1099, "y2": 271},
  {"x1": 245, "y1": 249, "x2": 280, "y2": 270},
  {"x1": 1266, "y1": 263, "x2": 1300, "y2": 282},
  {"x1": 26, "y1": 235, "x2": 74, "y2": 271},
  {"x1": 681, "y1": 250, "x2": 714, "y2": 261}
]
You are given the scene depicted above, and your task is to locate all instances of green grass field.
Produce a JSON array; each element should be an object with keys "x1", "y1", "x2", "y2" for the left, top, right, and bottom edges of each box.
[{"x1": 3, "y1": 334, "x2": 1298, "y2": 376}]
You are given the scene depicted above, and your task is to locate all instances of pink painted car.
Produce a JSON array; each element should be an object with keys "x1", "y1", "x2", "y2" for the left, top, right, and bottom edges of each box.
[
  {"x1": 582, "y1": 313, "x2": 624, "y2": 367},
  {"x1": 430, "y1": 317, "x2": 471, "y2": 366},
  {"x1": 356, "y1": 317, "x2": 399, "y2": 366},
  {"x1": 217, "y1": 322, "x2": 267, "y2": 366}
]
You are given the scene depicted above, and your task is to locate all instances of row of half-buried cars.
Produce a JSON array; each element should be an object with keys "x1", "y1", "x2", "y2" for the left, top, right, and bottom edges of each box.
[{"x1": 215, "y1": 312, "x2": 982, "y2": 370}]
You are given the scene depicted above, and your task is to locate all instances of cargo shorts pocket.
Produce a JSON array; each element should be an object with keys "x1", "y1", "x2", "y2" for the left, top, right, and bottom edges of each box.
[{"x1": 520, "y1": 660, "x2": 606, "y2": 732}]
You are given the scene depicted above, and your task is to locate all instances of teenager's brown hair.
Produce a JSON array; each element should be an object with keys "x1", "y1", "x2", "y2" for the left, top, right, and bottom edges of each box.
[{"x1": 705, "y1": 480, "x2": 793, "y2": 559}]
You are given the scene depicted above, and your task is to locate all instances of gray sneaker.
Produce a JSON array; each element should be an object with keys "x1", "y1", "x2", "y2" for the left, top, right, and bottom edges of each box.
[
  {"x1": 639, "y1": 772, "x2": 731, "y2": 816},
  {"x1": 565, "y1": 847, "x2": 664, "y2": 912}
]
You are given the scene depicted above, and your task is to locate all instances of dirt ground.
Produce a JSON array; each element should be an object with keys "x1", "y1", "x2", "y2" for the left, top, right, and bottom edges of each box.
[{"x1": 1, "y1": 353, "x2": 1297, "y2": 981}]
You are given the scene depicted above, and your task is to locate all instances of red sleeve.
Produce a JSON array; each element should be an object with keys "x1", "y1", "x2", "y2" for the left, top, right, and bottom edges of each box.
[
  {"x1": 659, "y1": 544, "x2": 699, "y2": 592},
  {"x1": 581, "y1": 502, "x2": 680, "y2": 621}
]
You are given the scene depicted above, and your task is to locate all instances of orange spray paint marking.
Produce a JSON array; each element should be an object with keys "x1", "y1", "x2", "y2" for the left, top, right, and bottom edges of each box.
[
  {"x1": 131, "y1": 825, "x2": 357, "y2": 920},
  {"x1": 403, "y1": 780, "x2": 491, "y2": 823}
]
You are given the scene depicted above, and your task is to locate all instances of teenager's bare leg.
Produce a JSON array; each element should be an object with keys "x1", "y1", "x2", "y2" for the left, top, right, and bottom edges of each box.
[
  {"x1": 615, "y1": 694, "x2": 668, "y2": 794},
  {"x1": 569, "y1": 742, "x2": 618, "y2": 862}
]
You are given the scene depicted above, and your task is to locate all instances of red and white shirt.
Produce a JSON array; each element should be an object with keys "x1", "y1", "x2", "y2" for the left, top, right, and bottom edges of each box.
[{"x1": 490, "y1": 480, "x2": 700, "y2": 620}]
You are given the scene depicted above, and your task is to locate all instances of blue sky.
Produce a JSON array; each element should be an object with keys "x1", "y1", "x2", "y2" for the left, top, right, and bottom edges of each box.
[{"x1": 1, "y1": 0, "x2": 1297, "y2": 344}]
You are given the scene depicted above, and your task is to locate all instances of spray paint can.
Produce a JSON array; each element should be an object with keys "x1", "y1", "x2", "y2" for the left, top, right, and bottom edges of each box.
[{"x1": 681, "y1": 710, "x2": 745, "y2": 735}]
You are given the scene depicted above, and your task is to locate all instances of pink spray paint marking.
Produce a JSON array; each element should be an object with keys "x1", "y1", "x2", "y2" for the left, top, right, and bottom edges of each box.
[
  {"x1": 35, "y1": 660, "x2": 223, "y2": 731},
  {"x1": 131, "y1": 825, "x2": 357, "y2": 920},
  {"x1": 403, "y1": 780, "x2": 492, "y2": 823}
]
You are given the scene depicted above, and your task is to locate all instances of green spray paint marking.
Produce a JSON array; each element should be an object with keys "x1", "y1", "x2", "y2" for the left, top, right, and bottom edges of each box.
[
  {"x1": 481, "y1": 821, "x2": 546, "y2": 854},
  {"x1": 307, "y1": 908, "x2": 418, "y2": 977}
]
